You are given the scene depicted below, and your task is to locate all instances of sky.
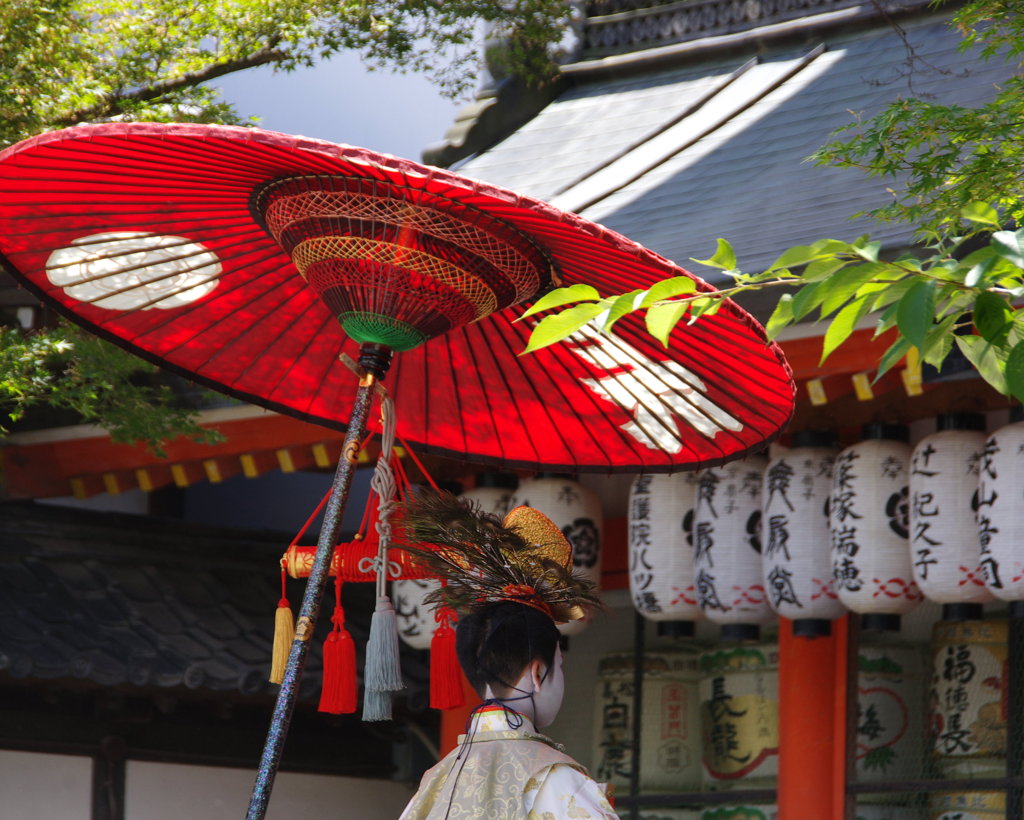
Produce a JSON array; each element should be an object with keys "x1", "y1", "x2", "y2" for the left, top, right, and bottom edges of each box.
[{"x1": 213, "y1": 49, "x2": 463, "y2": 163}]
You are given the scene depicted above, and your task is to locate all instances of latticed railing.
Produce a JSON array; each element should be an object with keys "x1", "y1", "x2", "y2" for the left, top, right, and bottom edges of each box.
[{"x1": 579, "y1": 0, "x2": 926, "y2": 58}]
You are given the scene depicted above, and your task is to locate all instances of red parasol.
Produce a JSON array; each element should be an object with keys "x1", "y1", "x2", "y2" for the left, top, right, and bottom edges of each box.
[
  {"x1": 0, "y1": 122, "x2": 794, "y2": 818},
  {"x1": 0, "y1": 123, "x2": 792, "y2": 472}
]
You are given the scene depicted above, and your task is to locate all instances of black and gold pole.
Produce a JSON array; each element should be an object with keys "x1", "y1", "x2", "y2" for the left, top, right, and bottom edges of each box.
[{"x1": 247, "y1": 344, "x2": 394, "y2": 820}]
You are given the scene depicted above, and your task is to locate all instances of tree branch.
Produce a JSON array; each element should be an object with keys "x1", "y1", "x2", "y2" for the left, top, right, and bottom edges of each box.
[{"x1": 54, "y1": 40, "x2": 288, "y2": 125}]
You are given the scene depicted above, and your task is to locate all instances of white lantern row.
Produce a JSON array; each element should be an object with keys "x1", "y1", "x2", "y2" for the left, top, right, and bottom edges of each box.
[
  {"x1": 829, "y1": 424, "x2": 921, "y2": 632},
  {"x1": 762, "y1": 432, "x2": 845, "y2": 637},
  {"x1": 693, "y1": 455, "x2": 773, "y2": 641},
  {"x1": 620, "y1": 409, "x2": 1024, "y2": 634}
]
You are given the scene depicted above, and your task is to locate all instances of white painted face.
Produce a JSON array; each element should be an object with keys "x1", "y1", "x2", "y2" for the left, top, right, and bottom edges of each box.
[
  {"x1": 46, "y1": 231, "x2": 221, "y2": 310},
  {"x1": 532, "y1": 644, "x2": 565, "y2": 729}
]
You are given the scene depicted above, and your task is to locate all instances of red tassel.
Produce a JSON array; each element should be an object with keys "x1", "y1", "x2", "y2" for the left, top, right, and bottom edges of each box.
[
  {"x1": 319, "y1": 581, "x2": 357, "y2": 714},
  {"x1": 429, "y1": 609, "x2": 464, "y2": 711}
]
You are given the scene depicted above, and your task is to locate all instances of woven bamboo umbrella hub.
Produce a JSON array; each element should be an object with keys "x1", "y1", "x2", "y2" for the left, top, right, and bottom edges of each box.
[{"x1": 254, "y1": 174, "x2": 554, "y2": 351}]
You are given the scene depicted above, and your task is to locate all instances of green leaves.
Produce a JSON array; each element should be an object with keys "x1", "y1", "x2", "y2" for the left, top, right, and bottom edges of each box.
[
  {"x1": 993, "y1": 229, "x2": 1024, "y2": 268},
  {"x1": 895, "y1": 280, "x2": 935, "y2": 349},
  {"x1": 646, "y1": 302, "x2": 689, "y2": 347},
  {"x1": 1005, "y1": 342, "x2": 1024, "y2": 402},
  {"x1": 518, "y1": 284, "x2": 601, "y2": 320},
  {"x1": 691, "y1": 239, "x2": 737, "y2": 271},
  {"x1": 974, "y1": 291, "x2": 1014, "y2": 345},
  {"x1": 0, "y1": 323, "x2": 221, "y2": 453},
  {"x1": 520, "y1": 302, "x2": 607, "y2": 354},
  {"x1": 961, "y1": 201, "x2": 1000, "y2": 228},
  {"x1": 520, "y1": 210, "x2": 1024, "y2": 404}
]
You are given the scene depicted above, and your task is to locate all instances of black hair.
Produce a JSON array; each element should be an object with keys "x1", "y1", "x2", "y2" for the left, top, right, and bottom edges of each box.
[{"x1": 455, "y1": 601, "x2": 559, "y2": 698}]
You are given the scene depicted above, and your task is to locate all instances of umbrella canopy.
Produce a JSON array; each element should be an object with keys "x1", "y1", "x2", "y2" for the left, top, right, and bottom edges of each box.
[{"x1": 0, "y1": 122, "x2": 793, "y2": 472}]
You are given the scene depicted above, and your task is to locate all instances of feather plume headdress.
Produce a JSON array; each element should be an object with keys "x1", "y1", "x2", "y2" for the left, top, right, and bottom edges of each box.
[{"x1": 396, "y1": 490, "x2": 600, "y2": 623}]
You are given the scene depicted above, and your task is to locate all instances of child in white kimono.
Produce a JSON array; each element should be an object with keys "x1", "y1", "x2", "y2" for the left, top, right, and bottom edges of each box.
[{"x1": 396, "y1": 493, "x2": 617, "y2": 820}]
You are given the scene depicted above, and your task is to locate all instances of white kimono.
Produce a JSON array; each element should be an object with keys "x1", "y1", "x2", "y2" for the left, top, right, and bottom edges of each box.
[{"x1": 400, "y1": 707, "x2": 619, "y2": 819}]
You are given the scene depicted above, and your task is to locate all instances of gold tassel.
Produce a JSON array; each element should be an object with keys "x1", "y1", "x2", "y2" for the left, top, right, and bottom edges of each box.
[{"x1": 270, "y1": 562, "x2": 294, "y2": 684}]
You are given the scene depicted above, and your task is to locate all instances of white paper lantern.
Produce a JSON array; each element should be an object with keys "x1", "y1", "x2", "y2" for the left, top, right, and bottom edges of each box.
[
  {"x1": 628, "y1": 473, "x2": 702, "y2": 631},
  {"x1": 692, "y1": 455, "x2": 773, "y2": 641},
  {"x1": 976, "y1": 412, "x2": 1024, "y2": 604},
  {"x1": 460, "y1": 473, "x2": 517, "y2": 518},
  {"x1": 909, "y1": 414, "x2": 993, "y2": 618},
  {"x1": 509, "y1": 474, "x2": 603, "y2": 636},
  {"x1": 761, "y1": 433, "x2": 845, "y2": 636},
  {"x1": 392, "y1": 578, "x2": 440, "y2": 650},
  {"x1": 830, "y1": 425, "x2": 922, "y2": 631}
]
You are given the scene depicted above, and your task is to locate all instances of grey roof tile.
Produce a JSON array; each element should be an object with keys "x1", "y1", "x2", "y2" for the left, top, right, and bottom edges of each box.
[
  {"x1": 0, "y1": 501, "x2": 430, "y2": 702},
  {"x1": 458, "y1": 17, "x2": 1012, "y2": 281}
]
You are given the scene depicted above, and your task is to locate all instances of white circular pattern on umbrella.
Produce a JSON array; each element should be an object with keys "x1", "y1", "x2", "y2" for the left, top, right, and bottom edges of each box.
[{"x1": 46, "y1": 231, "x2": 221, "y2": 310}]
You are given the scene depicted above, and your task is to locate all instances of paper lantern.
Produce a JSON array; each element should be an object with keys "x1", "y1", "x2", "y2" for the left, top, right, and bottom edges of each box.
[
  {"x1": 761, "y1": 432, "x2": 845, "y2": 637},
  {"x1": 591, "y1": 651, "x2": 702, "y2": 792},
  {"x1": 692, "y1": 456, "x2": 773, "y2": 641},
  {"x1": 830, "y1": 424, "x2": 922, "y2": 632},
  {"x1": 628, "y1": 473, "x2": 702, "y2": 635},
  {"x1": 976, "y1": 409, "x2": 1024, "y2": 607},
  {"x1": 460, "y1": 473, "x2": 518, "y2": 518},
  {"x1": 509, "y1": 474, "x2": 602, "y2": 637},
  {"x1": 392, "y1": 578, "x2": 439, "y2": 650},
  {"x1": 909, "y1": 414, "x2": 993, "y2": 620},
  {"x1": 928, "y1": 619, "x2": 1007, "y2": 780},
  {"x1": 698, "y1": 643, "x2": 779, "y2": 789}
]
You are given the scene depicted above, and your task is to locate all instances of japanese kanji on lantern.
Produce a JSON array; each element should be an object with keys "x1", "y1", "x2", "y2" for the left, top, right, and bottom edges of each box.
[
  {"x1": 509, "y1": 474, "x2": 603, "y2": 637},
  {"x1": 761, "y1": 432, "x2": 845, "y2": 637},
  {"x1": 460, "y1": 473, "x2": 518, "y2": 518},
  {"x1": 692, "y1": 456, "x2": 773, "y2": 641},
  {"x1": 976, "y1": 408, "x2": 1024, "y2": 610},
  {"x1": 628, "y1": 473, "x2": 703, "y2": 636},
  {"x1": 909, "y1": 414, "x2": 993, "y2": 620},
  {"x1": 830, "y1": 424, "x2": 922, "y2": 632}
]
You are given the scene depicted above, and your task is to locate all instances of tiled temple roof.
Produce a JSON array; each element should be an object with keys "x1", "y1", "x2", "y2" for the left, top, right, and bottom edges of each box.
[{"x1": 0, "y1": 501, "x2": 427, "y2": 702}]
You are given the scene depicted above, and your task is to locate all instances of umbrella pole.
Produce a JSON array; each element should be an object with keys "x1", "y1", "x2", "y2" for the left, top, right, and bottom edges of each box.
[{"x1": 247, "y1": 345, "x2": 394, "y2": 820}]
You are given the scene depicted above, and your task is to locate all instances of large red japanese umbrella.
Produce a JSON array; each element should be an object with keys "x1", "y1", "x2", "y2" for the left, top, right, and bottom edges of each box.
[{"x1": 0, "y1": 122, "x2": 794, "y2": 817}]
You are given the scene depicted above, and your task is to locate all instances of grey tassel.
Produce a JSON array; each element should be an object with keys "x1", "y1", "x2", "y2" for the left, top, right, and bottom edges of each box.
[
  {"x1": 364, "y1": 595, "x2": 404, "y2": 693},
  {"x1": 362, "y1": 688, "x2": 393, "y2": 722}
]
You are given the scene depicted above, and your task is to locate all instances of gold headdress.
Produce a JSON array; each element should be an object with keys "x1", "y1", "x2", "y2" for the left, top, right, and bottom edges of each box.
[{"x1": 396, "y1": 490, "x2": 600, "y2": 623}]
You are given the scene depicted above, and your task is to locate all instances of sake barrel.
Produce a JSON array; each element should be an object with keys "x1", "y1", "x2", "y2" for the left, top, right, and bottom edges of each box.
[
  {"x1": 928, "y1": 619, "x2": 1007, "y2": 778},
  {"x1": 698, "y1": 644, "x2": 780, "y2": 789},
  {"x1": 929, "y1": 791, "x2": 1005, "y2": 820},
  {"x1": 701, "y1": 806, "x2": 778, "y2": 820},
  {"x1": 856, "y1": 806, "x2": 926, "y2": 820},
  {"x1": 591, "y1": 651, "x2": 702, "y2": 792},
  {"x1": 855, "y1": 645, "x2": 926, "y2": 784}
]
